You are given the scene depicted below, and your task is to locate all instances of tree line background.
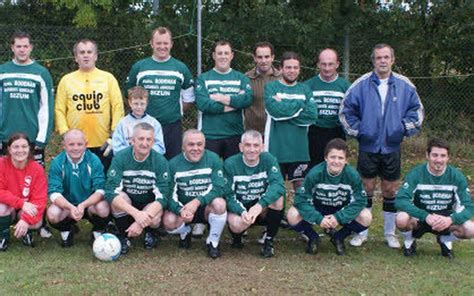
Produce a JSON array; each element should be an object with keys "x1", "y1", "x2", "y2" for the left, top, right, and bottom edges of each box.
[{"x1": 0, "y1": 0, "x2": 472, "y2": 143}]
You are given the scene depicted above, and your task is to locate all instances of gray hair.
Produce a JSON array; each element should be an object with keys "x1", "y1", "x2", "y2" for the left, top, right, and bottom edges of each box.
[
  {"x1": 371, "y1": 43, "x2": 395, "y2": 61},
  {"x1": 241, "y1": 130, "x2": 263, "y2": 143}
]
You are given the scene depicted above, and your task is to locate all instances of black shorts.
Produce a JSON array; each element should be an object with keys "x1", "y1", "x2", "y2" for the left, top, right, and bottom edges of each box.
[
  {"x1": 206, "y1": 135, "x2": 240, "y2": 160},
  {"x1": 357, "y1": 151, "x2": 401, "y2": 181},
  {"x1": 162, "y1": 120, "x2": 183, "y2": 160},
  {"x1": 308, "y1": 125, "x2": 346, "y2": 169},
  {"x1": 279, "y1": 162, "x2": 309, "y2": 182},
  {"x1": 132, "y1": 196, "x2": 157, "y2": 211},
  {"x1": 191, "y1": 205, "x2": 208, "y2": 224}
]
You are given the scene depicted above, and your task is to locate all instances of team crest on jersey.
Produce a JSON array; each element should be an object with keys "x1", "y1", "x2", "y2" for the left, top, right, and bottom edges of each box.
[
  {"x1": 271, "y1": 166, "x2": 279, "y2": 173},
  {"x1": 467, "y1": 188, "x2": 471, "y2": 194},
  {"x1": 22, "y1": 176, "x2": 32, "y2": 197},
  {"x1": 217, "y1": 170, "x2": 223, "y2": 178},
  {"x1": 300, "y1": 186, "x2": 306, "y2": 193},
  {"x1": 163, "y1": 172, "x2": 169, "y2": 180},
  {"x1": 196, "y1": 84, "x2": 202, "y2": 90},
  {"x1": 362, "y1": 190, "x2": 367, "y2": 197},
  {"x1": 109, "y1": 169, "x2": 116, "y2": 177},
  {"x1": 402, "y1": 182, "x2": 409, "y2": 189}
]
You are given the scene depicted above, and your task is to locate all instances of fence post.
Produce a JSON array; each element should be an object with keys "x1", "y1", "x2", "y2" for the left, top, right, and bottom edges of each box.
[
  {"x1": 197, "y1": 0, "x2": 202, "y2": 76},
  {"x1": 343, "y1": 28, "x2": 350, "y2": 81}
]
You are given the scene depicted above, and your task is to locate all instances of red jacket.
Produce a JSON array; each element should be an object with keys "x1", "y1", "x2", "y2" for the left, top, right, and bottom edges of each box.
[{"x1": 0, "y1": 157, "x2": 47, "y2": 225}]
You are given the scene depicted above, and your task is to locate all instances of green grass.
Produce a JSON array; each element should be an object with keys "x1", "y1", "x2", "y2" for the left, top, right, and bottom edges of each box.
[{"x1": 1, "y1": 201, "x2": 474, "y2": 295}]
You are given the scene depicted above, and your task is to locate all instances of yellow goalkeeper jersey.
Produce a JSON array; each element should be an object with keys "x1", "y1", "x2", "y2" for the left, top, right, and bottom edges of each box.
[{"x1": 55, "y1": 68, "x2": 124, "y2": 147}]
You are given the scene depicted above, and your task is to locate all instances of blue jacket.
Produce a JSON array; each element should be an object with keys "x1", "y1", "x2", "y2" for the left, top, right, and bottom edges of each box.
[{"x1": 339, "y1": 72, "x2": 424, "y2": 154}]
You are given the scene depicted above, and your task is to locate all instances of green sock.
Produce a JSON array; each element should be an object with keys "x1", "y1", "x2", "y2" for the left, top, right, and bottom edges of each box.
[{"x1": 0, "y1": 215, "x2": 11, "y2": 241}]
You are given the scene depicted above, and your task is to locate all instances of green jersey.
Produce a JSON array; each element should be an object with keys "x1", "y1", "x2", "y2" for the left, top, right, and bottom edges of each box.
[
  {"x1": 264, "y1": 80, "x2": 317, "y2": 163},
  {"x1": 395, "y1": 163, "x2": 474, "y2": 225},
  {"x1": 196, "y1": 68, "x2": 253, "y2": 139},
  {"x1": 224, "y1": 152, "x2": 285, "y2": 215},
  {"x1": 48, "y1": 150, "x2": 104, "y2": 206},
  {"x1": 168, "y1": 150, "x2": 225, "y2": 215},
  {"x1": 104, "y1": 147, "x2": 170, "y2": 208},
  {"x1": 294, "y1": 162, "x2": 366, "y2": 225},
  {"x1": 304, "y1": 74, "x2": 350, "y2": 128},
  {"x1": 0, "y1": 61, "x2": 54, "y2": 147},
  {"x1": 126, "y1": 56, "x2": 194, "y2": 125}
]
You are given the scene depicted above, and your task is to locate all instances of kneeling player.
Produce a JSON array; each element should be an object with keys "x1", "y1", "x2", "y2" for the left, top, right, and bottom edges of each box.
[
  {"x1": 47, "y1": 129, "x2": 110, "y2": 247},
  {"x1": 287, "y1": 138, "x2": 371, "y2": 255},
  {"x1": 395, "y1": 138, "x2": 474, "y2": 259},
  {"x1": 224, "y1": 130, "x2": 285, "y2": 257},
  {"x1": 105, "y1": 123, "x2": 170, "y2": 254},
  {"x1": 0, "y1": 133, "x2": 47, "y2": 250},
  {"x1": 163, "y1": 130, "x2": 227, "y2": 259}
]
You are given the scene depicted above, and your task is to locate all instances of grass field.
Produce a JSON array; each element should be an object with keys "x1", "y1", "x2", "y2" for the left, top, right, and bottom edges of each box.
[{"x1": 1, "y1": 136, "x2": 473, "y2": 295}]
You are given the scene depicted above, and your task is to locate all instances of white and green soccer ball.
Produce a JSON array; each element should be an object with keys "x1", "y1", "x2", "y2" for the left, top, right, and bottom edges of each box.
[{"x1": 92, "y1": 233, "x2": 121, "y2": 262}]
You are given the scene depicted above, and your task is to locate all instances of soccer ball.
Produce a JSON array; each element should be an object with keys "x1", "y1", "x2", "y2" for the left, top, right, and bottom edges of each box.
[{"x1": 92, "y1": 233, "x2": 122, "y2": 261}]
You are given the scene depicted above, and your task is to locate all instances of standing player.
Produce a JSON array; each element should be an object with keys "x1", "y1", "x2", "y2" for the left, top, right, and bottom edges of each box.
[
  {"x1": 339, "y1": 43, "x2": 424, "y2": 248},
  {"x1": 287, "y1": 139, "x2": 371, "y2": 255},
  {"x1": 47, "y1": 129, "x2": 110, "y2": 247},
  {"x1": 264, "y1": 51, "x2": 317, "y2": 190},
  {"x1": 162, "y1": 129, "x2": 227, "y2": 259},
  {"x1": 305, "y1": 48, "x2": 350, "y2": 168},
  {"x1": 126, "y1": 27, "x2": 195, "y2": 160},
  {"x1": 244, "y1": 42, "x2": 281, "y2": 134},
  {"x1": 55, "y1": 39, "x2": 124, "y2": 172},
  {"x1": 0, "y1": 31, "x2": 54, "y2": 239},
  {"x1": 0, "y1": 32, "x2": 54, "y2": 166},
  {"x1": 105, "y1": 123, "x2": 170, "y2": 254},
  {"x1": 224, "y1": 130, "x2": 285, "y2": 257},
  {"x1": 395, "y1": 138, "x2": 474, "y2": 258},
  {"x1": 196, "y1": 40, "x2": 253, "y2": 159}
]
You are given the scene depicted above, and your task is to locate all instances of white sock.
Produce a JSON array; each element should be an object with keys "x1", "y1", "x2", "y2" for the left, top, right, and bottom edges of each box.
[
  {"x1": 439, "y1": 233, "x2": 458, "y2": 249},
  {"x1": 60, "y1": 231, "x2": 70, "y2": 241},
  {"x1": 167, "y1": 223, "x2": 191, "y2": 239},
  {"x1": 92, "y1": 231, "x2": 101, "y2": 239},
  {"x1": 358, "y1": 229, "x2": 369, "y2": 238},
  {"x1": 206, "y1": 212, "x2": 227, "y2": 247},
  {"x1": 401, "y1": 230, "x2": 414, "y2": 248},
  {"x1": 383, "y1": 211, "x2": 397, "y2": 236}
]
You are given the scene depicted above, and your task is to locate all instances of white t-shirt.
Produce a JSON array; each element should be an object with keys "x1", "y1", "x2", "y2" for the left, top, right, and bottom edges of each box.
[{"x1": 378, "y1": 78, "x2": 389, "y2": 115}]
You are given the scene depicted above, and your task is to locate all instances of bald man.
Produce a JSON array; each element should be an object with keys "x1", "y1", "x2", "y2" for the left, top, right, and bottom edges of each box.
[
  {"x1": 47, "y1": 129, "x2": 110, "y2": 247},
  {"x1": 305, "y1": 48, "x2": 350, "y2": 169}
]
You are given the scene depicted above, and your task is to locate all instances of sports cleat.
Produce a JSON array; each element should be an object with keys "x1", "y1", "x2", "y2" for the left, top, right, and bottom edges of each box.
[
  {"x1": 257, "y1": 230, "x2": 267, "y2": 245},
  {"x1": 178, "y1": 231, "x2": 192, "y2": 249},
  {"x1": 39, "y1": 226, "x2": 53, "y2": 239},
  {"x1": 349, "y1": 233, "x2": 368, "y2": 247},
  {"x1": 143, "y1": 231, "x2": 158, "y2": 249},
  {"x1": 403, "y1": 240, "x2": 417, "y2": 257},
  {"x1": 437, "y1": 236, "x2": 454, "y2": 259},
  {"x1": 207, "y1": 243, "x2": 221, "y2": 259},
  {"x1": 261, "y1": 239, "x2": 275, "y2": 258},
  {"x1": 192, "y1": 223, "x2": 206, "y2": 238},
  {"x1": 120, "y1": 237, "x2": 131, "y2": 255},
  {"x1": 21, "y1": 231, "x2": 35, "y2": 248},
  {"x1": 306, "y1": 237, "x2": 320, "y2": 255},
  {"x1": 231, "y1": 235, "x2": 244, "y2": 249},
  {"x1": 330, "y1": 237, "x2": 345, "y2": 256},
  {"x1": 384, "y1": 234, "x2": 401, "y2": 249},
  {"x1": 60, "y1": 231, "x2": 74, "y2": 248},
  {"x1": 0, "y1": 238, "x2": 9, "y2": 251}
]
